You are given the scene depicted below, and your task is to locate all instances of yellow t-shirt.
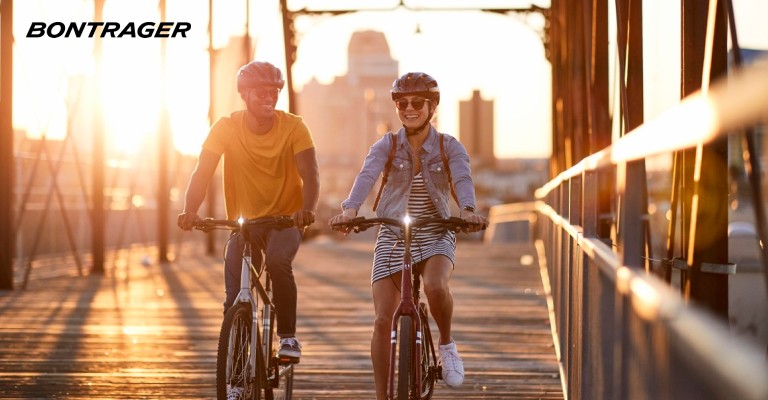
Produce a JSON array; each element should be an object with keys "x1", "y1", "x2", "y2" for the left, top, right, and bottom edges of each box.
[{"x1": 203, "y1": 110, "x2": 315, "y2": 220}]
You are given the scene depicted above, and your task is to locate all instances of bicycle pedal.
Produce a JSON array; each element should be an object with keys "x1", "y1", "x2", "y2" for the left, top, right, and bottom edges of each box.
[{"x1": 277, "y1": 356, "x2": 300, "y2": 365}]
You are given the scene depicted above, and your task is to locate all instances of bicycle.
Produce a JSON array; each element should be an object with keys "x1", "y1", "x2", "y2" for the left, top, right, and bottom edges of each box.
[
  {"x1": 194, "y1": 216, "x2": 297, "y2": 400},
  {"x1": 332, "y1": 216, "x2": 485, "y2": 400}
]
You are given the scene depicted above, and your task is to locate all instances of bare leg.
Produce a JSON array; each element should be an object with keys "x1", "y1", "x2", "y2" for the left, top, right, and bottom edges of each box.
[
  {"x1": 421, "y1": 255, "x2": 454, "y2": 345},
  {"x1": 371, "y1": 274, "x2": 401, "y2": 400}
]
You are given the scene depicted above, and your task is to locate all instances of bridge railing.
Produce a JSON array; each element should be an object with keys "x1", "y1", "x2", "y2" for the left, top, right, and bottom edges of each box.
[{"x1": 534, "y1": 58, "x2": 768, "y2": 399}]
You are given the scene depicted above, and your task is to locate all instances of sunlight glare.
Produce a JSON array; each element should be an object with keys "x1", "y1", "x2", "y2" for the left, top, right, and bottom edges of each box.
[
  {"x1": 13, "y1": 0, "x2": 92, "y2": 140},
  {"x1": 101, "y1": 1, "x2": 162, "y2": 154}
]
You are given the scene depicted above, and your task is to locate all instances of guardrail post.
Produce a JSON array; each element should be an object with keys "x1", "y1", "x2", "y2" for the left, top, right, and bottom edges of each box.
[
  {"x1": 571, "y1": 175, "x2": 582, "y2": 227},
  {"x1": 0, "y1": 0, "x2": 13, "y2": 289}
]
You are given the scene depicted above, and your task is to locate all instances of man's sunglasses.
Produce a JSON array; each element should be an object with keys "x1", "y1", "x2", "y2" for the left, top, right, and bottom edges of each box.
[
  {"x1": 395, "y1": 98, "x2": 429, "y2": 111},
  {"x1": 252, "y1": 88, "x2": 280, "y2": 100}
]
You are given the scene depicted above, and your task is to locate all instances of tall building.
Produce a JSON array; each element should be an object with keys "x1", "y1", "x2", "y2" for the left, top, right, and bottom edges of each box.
[
  {"x1": 297, "y1": 30, "x2": 401, "y2": 210},
  {"x1": 459, "y1": 90, "x2": 495, "y2": 169}
]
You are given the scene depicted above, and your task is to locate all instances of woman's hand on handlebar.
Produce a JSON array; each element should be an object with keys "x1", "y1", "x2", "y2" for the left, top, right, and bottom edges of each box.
[
  {"x1": 328, "y1": 208, "x2": 358, "y2": 233},
  {"x1": 459, "y1": 209, "x2": 488, "y2": 233},
  {"x1": 177, "y1": 212, "x2": 200, "y2": 231}
]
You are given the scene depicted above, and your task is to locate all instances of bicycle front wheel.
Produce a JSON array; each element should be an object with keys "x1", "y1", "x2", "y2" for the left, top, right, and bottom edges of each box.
[
  {"x1": 396, "y1": 315, "x2": 415, "y2": 400},
  {"x1": 216, "y1": 303, "x2": 262, "y2": 400}
]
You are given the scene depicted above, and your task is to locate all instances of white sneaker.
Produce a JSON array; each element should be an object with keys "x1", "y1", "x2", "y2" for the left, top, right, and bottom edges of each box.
[
  {"x1": 438, "y1": 341, "x2": 464, "y2": 387},
  {"x1": 227, "y1": 386, "x2": 244, "y2": 400}
]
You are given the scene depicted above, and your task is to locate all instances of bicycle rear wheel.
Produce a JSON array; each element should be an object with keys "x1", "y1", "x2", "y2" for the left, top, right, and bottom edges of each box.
[
  {"x1": 418, "y1": 303, "x2": 437, "y2": 399},
  {"x1": 396, "y1": 315, "x2": 415, "y2": 400},
  {"x1": 263, "y1": 306, "x2": 294, "y2": 400},
  {"x1": 266, "y1": 361, "x2": 294, "y2": 400},
  {"x1": 216, "y1": 303, "x2": 262, "y2": 400}
]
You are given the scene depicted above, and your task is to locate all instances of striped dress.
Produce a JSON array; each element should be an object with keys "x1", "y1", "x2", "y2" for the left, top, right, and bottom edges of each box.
[{"x1": 371, "y1": 173, "x2": 456, "y2": 284}]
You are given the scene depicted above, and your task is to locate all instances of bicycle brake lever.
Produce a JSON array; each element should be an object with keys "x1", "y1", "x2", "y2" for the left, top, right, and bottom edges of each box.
[{"x1": 195, "y1": 217, "x2": 214, "y2": 232}]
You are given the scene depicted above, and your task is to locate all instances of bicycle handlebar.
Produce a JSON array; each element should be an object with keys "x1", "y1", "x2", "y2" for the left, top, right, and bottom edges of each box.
[
  {"x1": 193, "y1": 215, "x2": 295, "y2": 232},
  {"x1": 331, "y1": 216, "x2": 486, "y2": 233}
]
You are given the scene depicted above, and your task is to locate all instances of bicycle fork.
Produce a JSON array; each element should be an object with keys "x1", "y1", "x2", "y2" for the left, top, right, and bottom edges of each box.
[
  {"x1": 388, "y1": 259, "x2": 423, "y2": 399},
  {"x1": 241, "y1": 247, "x2": 280, "y2": 389},
  {"x1": 235, "y1": 249, "x2": 260, "y2": 388}
]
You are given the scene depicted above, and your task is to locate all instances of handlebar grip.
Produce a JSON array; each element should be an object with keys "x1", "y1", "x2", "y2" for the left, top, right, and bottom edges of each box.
[{"x1": 331, "y1": 217, "x2": 372, "y2": 232}]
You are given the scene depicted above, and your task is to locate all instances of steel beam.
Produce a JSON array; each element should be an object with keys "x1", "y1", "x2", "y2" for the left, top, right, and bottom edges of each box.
[
  {"x1": 91, "y1": 0, "x2": 105, "y2": 274},
  {"x1": 0, "y1": 0, "x2": 14, "y2": 289},
  {"x1": 681, "y1": 0, "x2": 729, "y2": 318}
]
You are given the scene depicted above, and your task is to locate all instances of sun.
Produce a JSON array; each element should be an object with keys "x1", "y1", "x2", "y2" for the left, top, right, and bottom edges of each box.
[{"x1": 12, "y1": 0, "x2": 226, "y2": 157}]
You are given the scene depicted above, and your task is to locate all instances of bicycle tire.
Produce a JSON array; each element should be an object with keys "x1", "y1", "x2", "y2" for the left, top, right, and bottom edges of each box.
[
  {"x1": 397, "y1": 315, "x2": 415, "y2": 400},
  {"x1": 217, "y1": 302, "x2": 262, "y2": 400},
  {"x1": 418, "y1": 303, "x2": 437, "y2": 400},
  {"x1": 265, "y1": 310, "x2": 294, "y2": 400},
  {"x1": 267, "y1": 362, "x2": 294, "y2": 400}
]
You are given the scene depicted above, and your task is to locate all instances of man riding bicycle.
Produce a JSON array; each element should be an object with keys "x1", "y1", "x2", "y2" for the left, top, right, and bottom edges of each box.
[
  {"x1": 177, "y1": 60, "x2": 319, "y2": 372},
  {"x1": 329, "y1": 72, "x2": 487, "y2": 399}
]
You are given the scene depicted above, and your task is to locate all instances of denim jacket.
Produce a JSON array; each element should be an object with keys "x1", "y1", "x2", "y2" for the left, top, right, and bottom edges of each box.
[{"x1": 341, "y1": 126, "x2": 477, "y2": 219}]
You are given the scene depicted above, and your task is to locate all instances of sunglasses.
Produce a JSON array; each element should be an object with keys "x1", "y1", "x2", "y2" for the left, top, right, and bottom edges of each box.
[
  {"x1": 395, "y1": 98, "x2": 429, "y2": 111},
  {"x1": 252, "y1": 88, "x2": 280, "y2": 100}
]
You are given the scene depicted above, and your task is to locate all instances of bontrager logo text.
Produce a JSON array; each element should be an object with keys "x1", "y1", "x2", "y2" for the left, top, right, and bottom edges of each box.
[{"x1": 27, "y1": 22, "x2": 192, "y2": 38}]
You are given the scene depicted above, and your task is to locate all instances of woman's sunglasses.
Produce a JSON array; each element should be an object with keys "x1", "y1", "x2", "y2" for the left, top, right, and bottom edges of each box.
[{"x1": 395, "y1": 98, "x2": 429, "y2": 111}]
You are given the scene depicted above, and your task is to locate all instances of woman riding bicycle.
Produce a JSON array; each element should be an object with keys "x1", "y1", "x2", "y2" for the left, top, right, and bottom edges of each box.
[{"x1": 329, "y1": 72, "x2": 487, "y2": 400}]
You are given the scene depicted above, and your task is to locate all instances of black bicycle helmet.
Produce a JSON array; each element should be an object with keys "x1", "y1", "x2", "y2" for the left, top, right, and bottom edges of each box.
[
  {"x1": 237, "y1": 61, "x2": 285, "y2": 94},
  {"x1": 390, "y1": 72, "x2": 440, "y2": 105}
]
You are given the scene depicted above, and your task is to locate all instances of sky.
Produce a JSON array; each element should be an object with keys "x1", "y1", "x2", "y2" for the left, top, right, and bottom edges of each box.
[
  {"x1": 255, "y1": 0, "x2": 553, "y2": 159},
  {"x1": 9, "y1": 0, "x2": 768, "y2": 159}
]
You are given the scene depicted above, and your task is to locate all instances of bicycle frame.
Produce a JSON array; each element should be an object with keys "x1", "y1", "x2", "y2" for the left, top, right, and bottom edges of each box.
[
  {"x1": 197, "y1": 216, "x2": 295, "y2": 400},
  {"x1": 238, "y1": 227, "x2": 294, "y2": 395},
  {"x1": 333, "y1": 216, "x2": 478, "y2": 400}
]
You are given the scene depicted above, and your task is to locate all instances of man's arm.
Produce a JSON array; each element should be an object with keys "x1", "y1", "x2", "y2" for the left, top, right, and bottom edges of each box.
[
  {"x1": 294, "y1": 147, "x2": 320, "y2": 227},
  {"x1": 177, "y1": 149, "x2": 220, "y2": 230}
]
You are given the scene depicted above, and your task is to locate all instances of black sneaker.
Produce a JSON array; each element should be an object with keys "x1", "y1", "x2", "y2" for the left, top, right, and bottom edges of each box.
[{"x1": 277, "y1": 337, "x2": 302, "y2": 363}]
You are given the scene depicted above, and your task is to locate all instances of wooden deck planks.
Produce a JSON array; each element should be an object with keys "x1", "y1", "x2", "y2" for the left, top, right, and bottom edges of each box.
[{"x1": 0, "y1": 237, "x2": 563, "y2": 399}]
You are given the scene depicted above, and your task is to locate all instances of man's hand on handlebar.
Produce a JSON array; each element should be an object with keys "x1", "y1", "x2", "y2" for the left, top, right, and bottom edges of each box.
[
  {"x1": 293, "y1": 209, "x2": 316, "y2": 228},
  {"x1": 177, "y1": 212, "x2": 200, "y2": 231}
]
